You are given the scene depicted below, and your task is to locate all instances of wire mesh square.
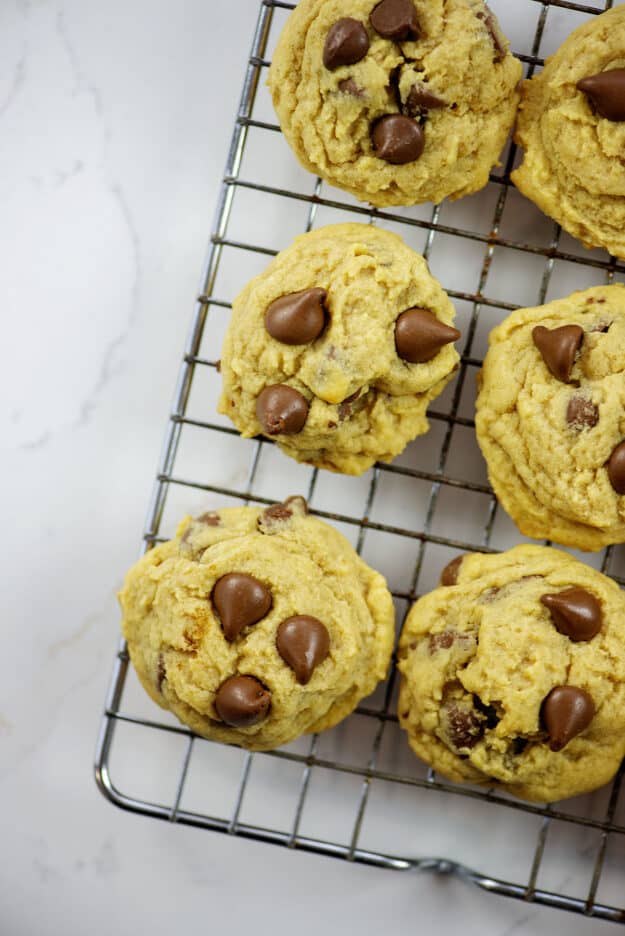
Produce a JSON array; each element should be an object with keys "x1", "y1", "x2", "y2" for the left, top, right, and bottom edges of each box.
[{"x1": 95, "y1": 0, "x2": 625, "y2": 924}]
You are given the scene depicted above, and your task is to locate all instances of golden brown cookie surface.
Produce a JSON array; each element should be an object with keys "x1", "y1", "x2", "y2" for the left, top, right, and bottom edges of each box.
[
  {"x1": 475, "y1": 285, "x2": 625, "y2": 551},
  {"x1": 398, "y1": 546, "x2": 625, "y2": 802},
  {"x1": 268, "y1": 0, "x2": 522, "y2": 206},
  {"x1": 120, "y1": 500, "x2": 395, "y2": 751},
  {"x1": 218, "y1": 223, "x2": 460, "y2": 475},
  {"x1": 512, "y1": 6, "x2": 625, "y2": 258}
]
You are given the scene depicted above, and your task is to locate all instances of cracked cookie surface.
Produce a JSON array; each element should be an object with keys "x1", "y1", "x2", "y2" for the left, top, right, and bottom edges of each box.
[
  {"x1": 398, "y1": 546, "x2": 625, "y2": 802},
  {"x1": 268, "y1": 0, "x2": 522, "y2": 207},
  {"x1": 218, "y1": 223, "x2": 460, "y2": 475},
  {"x1": 512, "y1": 6, "x2": 625, "y2": 259},
  {"x1": 476, "y1": 285, "x2": 625, "y2": 551},
  {"x1": 120, "y1": 499, "x2": 395, "y2": 751}
]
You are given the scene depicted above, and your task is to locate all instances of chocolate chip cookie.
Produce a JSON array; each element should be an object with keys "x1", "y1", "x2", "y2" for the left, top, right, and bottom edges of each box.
[
  {"x1": 218, "y1": 223, "x2": 461, "y2": 475},
  {"x1": 512, "y1": 6, "x2": 625, "y2": 259},
  {"x1": 119, "y1": 499, "x2": 395, "y2": 751},
  {"x1": 398, "y1": 546, "x2": 625, "y2": 802},
  {"x1": 475, "y1": 285, "x2": 625, "y2": 551},
  {"x1": 268, "y1": 0, "x2": 522, "y2": 207}
]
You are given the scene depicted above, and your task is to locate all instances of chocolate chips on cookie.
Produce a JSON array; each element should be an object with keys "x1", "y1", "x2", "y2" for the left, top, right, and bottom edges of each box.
[
  {"x1": 371, "y1": 115, "x2": 424, "y2": 164},
  {"x1": 215, "y1": 675, "x2": 272, "y2": 728},
  {"x1": 370, "y1": 0, "x2": 419, "y2": 41},
  {"x1": 366, "y1": 0, "x2": 425, "y2": 165},
  {"x1": 219, "y1": 224, "x2": 461, "y2": 475},
  {"x1": 120, "y1": 501, "x2": 395, "y2": 751},
  {"x1": 439, "y1": 555, "x2": 466, "y2": 587},
  {"x1": 607, "y1": 442, "x2": 625, "y2": 495},
  {"x1": 398, "y1": 546, "x2": 625, "y2": 802},
  {"x1": 265, "y1": 288, "x2": 328, "y2": 345},
  {"x1": 323, "y1": 18, "x2": 370, "y2": 70},
  {"x1": 403, "y1": 84, "x2": 446, "y2": 118},
  {"x1": 541, "y1": 686, "x2": 596, "y2": 753},
  {"x1": 476, "y1": 285, "x2": 625, "y2": 550},
  {"x1": 395, "y1": 308, "x2": 461, "y2": 364},
  {"x1": 577, "y1": 68, "x2": 625, "y2": 123},
  {"x1": 540, "y1": 587, "x2": 602, "y2": 642},
  {"x1": 476, "y1": 4, "x2": 507, "y2": 62},
  {"x1": 276, "y1": 616, "x2": 331, "y2": 685},
  {"x1": 513, "y1": 7, "x2": 625, "y2": 257},
  {"x1": 566, "y1": 396, "x2": 599, "y2": 431},
  {"x1": 256, "y1": 385, "x2": 310, "y2": 436},
  {"x1": 212, "y1": 573, "x2": 273, "y2": 642},
  {"x1": 532, "y1": 324, "x2": 584, "y2": 384},
  {"x1": 268, "y1": 0, "x2": 522, "y2": 206}
]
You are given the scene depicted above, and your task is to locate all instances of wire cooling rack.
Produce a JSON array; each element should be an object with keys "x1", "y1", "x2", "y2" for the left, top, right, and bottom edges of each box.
[{"x1": 95, "y1": 0, "x2": 625, "y2": 924}]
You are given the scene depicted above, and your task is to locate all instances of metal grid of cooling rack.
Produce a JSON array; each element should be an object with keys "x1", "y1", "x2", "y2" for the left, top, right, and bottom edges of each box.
[{"x1": 95, "y1": 0, "x2": 625, "y2": 925}]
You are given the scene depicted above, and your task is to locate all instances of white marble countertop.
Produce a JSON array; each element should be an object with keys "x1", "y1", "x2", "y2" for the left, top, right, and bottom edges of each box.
[{"x1": 2, "y1": 1, "x2": 620, "y2": 933}]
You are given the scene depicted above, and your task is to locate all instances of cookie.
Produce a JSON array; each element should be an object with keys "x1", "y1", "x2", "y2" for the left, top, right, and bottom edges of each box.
[
  {"x1": 398, "y1": 545, "x2": 625, "y2": 802},
  {"x1": 218, "y1": 223, "x2": 461, "y2": 475},
  {"x1": 512, "y1": 6, "x2": 625, "y2": 259},
  {"x1": 268, "y1": 0, "x2": 522, "y2": 207},
  {"x1": 475, "y1": 285, "x2": 625, "y2": 551},
  {"x1": 119, "y1": 499, "x2": 395, "y2": 751}
]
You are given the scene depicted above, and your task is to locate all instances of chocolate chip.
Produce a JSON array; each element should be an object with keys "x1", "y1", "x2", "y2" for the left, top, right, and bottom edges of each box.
[
  {"x1": 477, "y1": 5, "x2": 507, "y2": 62},
  {"x1": 338, "y1": 77, "x2": 365, "y2": 97},
  {"x1": 370, "y1": 0, "x2": 419, "y2": 41},
  {"x1": 261, "y1": 504, "x2": 292, "y2": 525},
  {"x1": 215, "y1": 675, "x2": 271, "y2": 728},
  {"x1": 338, "y1": 388, "x2": 363, "y2": 421},
  {"x1": 156, "y1": 654, "x2": 166, "y2": 693},
  {"x1": 386, "y1": 64, "x2": 402, "y2": 109},
  {"x1": 372, "y1": 115, "x2": 424, "y2": 164},
  {"x1": 566, "y1": 396, "x2": 599, "y2": 430},
  {"x1": 284, "y1": 495, "x2": 308, "y2": 514},
  {"x1": 404, "y1": 83, "x2": 446, "y2": 117},
  {"x1": 541, "y1": 686, "x2": 595, "y2": 752},
  {"x1": 577, "y1": 69, "x2": 625, "y2": 122},
  {"x1": 532, "y1": 324, "x2": 584, "y2": 383},
  {"x1": 541, "y1": 587, "x2": 602, "y2": 642},
  {"x1": 212, "y1": 573, "x2": 272, "y2": 642},
  {"x1": 258, "y1": 496, "x2": 308, "y2": 534},
  {"x1": 265, "y1": 288, "x2": 327, "y2": 345},
  {"x1": 395, "y1": 308, "x2": 461, "y2": 363},
  {"x1": 197, "y1": 511, "x2": 221, "y2": 526},
  {"x1": 607, "y1": 441, "x2": 625, "y2": 494},
  {"x1": 276, "y1": 616, "x2": 330, "y2": 685},
  {"x1": 256, "y1": 385, "x2": 309, "y2": 435},
  {"x1": 511, "y1": 737, "x2": 528, "y2": 756},
  {"x1": 258, "y1": 504, "x2": 292, "y2": 532},
  {"x1": 181, "y1": 514, "x2": 219, "y2": 547},
  {"x1": 429, "y1": 631, "x2": 456, "y2": 652},
  {"x1": 590, "y1": 321, "x2": 611, "y2": 333},
  {"x1": 323, "y1": 18, "x2": 370, "y2": 70},
  {"x1": 440, "y1": 555, "x2": 465, "y2": 586},
  {"x1": 443, "y1": 703, "x2": 484, "y2": 750},
  {"x1": 473, "y1": 695, "x2": 499, "y2": 729}
]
